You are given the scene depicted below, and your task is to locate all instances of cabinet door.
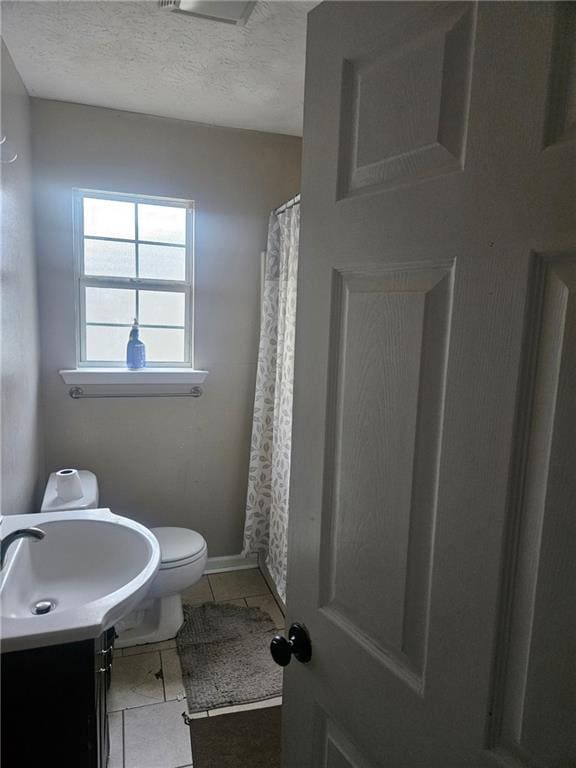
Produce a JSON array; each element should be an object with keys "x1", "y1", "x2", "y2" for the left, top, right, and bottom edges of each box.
[{"x1": 94, "y1": 631, "x2": 110, "y2": 768}]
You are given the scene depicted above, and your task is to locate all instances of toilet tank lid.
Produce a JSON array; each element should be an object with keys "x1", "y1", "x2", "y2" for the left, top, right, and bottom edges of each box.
[
  {"x1": 41, "y1": 470, "x2": 99, "y2": 512},
  {"x1": 151, "y1": 527, "x2": 207, "y2": 564}
]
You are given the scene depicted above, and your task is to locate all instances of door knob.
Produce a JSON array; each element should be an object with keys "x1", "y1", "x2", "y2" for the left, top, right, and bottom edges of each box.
[{"x1": 270, "y1": 623, "x2": 312, "y2": 666}]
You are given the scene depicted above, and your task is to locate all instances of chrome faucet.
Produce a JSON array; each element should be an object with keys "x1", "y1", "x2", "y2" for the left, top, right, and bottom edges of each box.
[{"x1": 0, "y1": 528, "x2": 45, "y2": 570}]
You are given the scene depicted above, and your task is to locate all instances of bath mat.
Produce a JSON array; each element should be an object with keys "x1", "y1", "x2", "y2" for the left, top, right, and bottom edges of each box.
[
  {"x1": 176, "y1": 602, "x2": 283, "y2": 713},
  {"x1": 190, "y1": 706, "x2": 281, "y2": 768}
]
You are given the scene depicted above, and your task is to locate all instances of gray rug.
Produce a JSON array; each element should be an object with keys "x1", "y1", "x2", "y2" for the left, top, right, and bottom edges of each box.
[
  {"x1": 176, "y1": 602, "x2": 283, "y2": 713},
  {"x1": 190, "y1": 706, "x2": 281, "y2": 768}
]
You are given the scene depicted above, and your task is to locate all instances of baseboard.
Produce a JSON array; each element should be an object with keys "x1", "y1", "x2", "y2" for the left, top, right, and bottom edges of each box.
[
  {"x1": 258, "y1": 554, "x2": 286, "y2": 614},
  {"x1": 205, "y1": 553, "x2": 259, "y2": 574}
]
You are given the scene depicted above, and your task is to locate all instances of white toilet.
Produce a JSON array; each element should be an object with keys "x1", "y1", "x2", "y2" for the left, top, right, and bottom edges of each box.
[{"x1": 41, "y1": 469, "x2": 208, "y2": 648}]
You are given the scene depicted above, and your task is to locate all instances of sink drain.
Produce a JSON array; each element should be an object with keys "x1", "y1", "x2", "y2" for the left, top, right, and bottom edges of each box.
[{"x1": 32, "y1": 599, "x2": 55, "y2": 615}]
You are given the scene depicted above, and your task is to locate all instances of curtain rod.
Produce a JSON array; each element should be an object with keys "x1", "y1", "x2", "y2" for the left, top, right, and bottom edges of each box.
[{"x1": 273, "y1": 193, "x2": 300, "y2": 215}]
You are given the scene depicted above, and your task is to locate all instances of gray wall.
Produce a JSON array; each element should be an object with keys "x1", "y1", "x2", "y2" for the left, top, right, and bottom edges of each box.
[
  {"x1": 1, "y1": 41, "x2": 44, "y2": 514},
  {"x1": 32, "y1": 99, "x2": 301, "y2": 555}
]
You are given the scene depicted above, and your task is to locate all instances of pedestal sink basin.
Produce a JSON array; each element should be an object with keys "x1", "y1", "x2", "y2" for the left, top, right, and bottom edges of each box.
[{"x1": 0, "y1": 509, "x2": 160, "y2": 652}]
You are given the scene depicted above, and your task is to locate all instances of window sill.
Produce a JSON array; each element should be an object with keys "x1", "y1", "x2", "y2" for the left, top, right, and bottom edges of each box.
[{"x1": 59, "y1": 368, "x2": 209, "y2": 385}]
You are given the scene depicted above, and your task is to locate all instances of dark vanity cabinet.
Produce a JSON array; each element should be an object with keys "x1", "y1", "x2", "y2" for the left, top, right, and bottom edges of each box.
[{"x1": 1, "y1": 627, "x2": 115, "y2": 767}]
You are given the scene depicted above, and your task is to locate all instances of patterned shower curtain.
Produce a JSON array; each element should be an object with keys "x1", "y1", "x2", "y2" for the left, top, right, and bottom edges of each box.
[{"x1": 242, "y1": 203, "x2": 300, "y2": 603}]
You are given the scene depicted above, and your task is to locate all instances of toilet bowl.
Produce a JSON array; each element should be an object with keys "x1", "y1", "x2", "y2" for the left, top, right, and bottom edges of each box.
[
  {"x1": 41, "y1": 470, "x2": 208, "y2": 648},
  {"x1": 148, "y1": 527, "x2": 207, "y2": 599},
  {"x1": 114, "y1": 526, "x2": 207, "y2": 648}
]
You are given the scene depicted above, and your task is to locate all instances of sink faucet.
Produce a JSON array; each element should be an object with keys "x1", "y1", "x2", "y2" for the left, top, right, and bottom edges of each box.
[{"x1": 0, "y1": 528, "x2": 45, "y2": 570}]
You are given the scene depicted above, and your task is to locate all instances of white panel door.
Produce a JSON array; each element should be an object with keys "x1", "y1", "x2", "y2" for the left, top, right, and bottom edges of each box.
[{"x1": 282, "y1": 3, "x2": 575, "y2": 767}]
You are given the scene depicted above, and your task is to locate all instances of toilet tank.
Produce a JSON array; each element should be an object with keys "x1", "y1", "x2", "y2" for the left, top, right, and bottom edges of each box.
[{"x1": 41, "y1": 470, "x2": 100, "y2": 512}]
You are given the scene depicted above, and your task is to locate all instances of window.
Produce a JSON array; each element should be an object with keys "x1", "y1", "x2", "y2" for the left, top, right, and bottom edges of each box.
[{"x1": 74, "y1": 190, "x2": 194, "y2": 367}]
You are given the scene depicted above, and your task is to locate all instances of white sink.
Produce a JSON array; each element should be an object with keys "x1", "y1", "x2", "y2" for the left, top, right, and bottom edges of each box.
[{"x1": 0, "y1": 509, "x2": 160, "y2": 652}]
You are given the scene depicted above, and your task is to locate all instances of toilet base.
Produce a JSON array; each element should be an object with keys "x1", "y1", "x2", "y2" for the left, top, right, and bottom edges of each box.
[{"x1": 115, "y1": 594, "x2": 184, "y2": 649}]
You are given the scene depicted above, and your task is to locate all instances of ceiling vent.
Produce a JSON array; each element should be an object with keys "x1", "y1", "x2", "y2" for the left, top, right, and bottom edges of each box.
[{"x1": 158, "y1": 1, "x2": 256, "y2": 25}]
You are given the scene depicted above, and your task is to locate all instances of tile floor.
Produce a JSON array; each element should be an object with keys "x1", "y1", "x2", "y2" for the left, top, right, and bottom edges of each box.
[{"x1": 108, "y1": 568, "x2": 284, "y2": 768}]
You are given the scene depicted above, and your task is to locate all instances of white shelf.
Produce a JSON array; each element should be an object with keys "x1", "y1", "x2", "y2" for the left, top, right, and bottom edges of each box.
[{"x1": 59, "y1": 368, "x2": 209, "y2": 385}]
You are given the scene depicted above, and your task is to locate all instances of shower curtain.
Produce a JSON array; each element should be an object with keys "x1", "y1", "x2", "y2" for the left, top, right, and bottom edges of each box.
[{"x1": 242, "y1": 202, "x2": 300, "y2": 604}]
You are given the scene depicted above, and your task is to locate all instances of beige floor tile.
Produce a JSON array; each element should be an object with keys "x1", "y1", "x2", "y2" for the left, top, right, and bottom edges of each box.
[
  {"x1": 208, "y1": 696, "x2": 283, "y2": 717},
  {"x1": 122, "y1": 638, "x2": 176, "y2": 657},
  {"x1": 181, "y1": 575, "x2": 213, "y2": 605},
  {"x1": 161, "y1": 649, "x2": 186, "y2": 701},
  {"x1": 109, "y1": 652, "x2": 164, "y2": 712},
  {"x1": 185, "y1": 710, "x2": 208, "y2": 720},
  {"x1": 183, "y1": 596, "x2": 214, "y2": 607},
  {"x1": 246, "y1": 593, "x2": 285, "y2": 629},
  {"x1": 208, "y1": 569, "x2": 269, "y2": 601},
  {"x1": 108, "y1": 711, "x2": 124, "y2": 768},
  {"x1": 124, "y1": 700, "x2": 192, "y2": 768},
  {"x1": 215, "y1": 597, "x2": 248, "y2": 607}
]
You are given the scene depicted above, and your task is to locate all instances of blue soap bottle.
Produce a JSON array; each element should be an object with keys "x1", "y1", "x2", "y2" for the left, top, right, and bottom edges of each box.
[{"x1": 126, "y1": 318, "x2": 146, "y2": 369}]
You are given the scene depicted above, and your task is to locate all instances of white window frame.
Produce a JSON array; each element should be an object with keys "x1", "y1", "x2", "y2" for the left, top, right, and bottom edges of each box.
[{"x1": 73, "y1": 189, "x2": 195, "y2": 368}]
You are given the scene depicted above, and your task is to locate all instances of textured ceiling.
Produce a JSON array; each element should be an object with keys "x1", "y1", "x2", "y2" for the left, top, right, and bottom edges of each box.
[{"x1": 1, "y1": 0, "x2": 315, "y2": 135}]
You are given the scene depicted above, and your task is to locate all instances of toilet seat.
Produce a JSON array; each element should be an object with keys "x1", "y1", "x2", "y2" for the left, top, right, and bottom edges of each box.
[{"x1": 151, "y1": 527, "x2": 207, "y2": 571}]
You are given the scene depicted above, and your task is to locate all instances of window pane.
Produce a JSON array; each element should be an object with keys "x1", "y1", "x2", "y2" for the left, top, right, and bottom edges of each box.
[
  {"x1": 83, "y1": 198, "x2": 135, "y2": 240},
  {"x1": 141, "y1": 328, "x2": 185, "y2": 362},
  {"x1": 138, "y1": 204, "x2": 186, "y2": 245},
  {"x1": 86, "y1": 325, "x2": 129, "y2": 362},
  {"x1": 138, "y1": 244, "x2": 186, "y2": 281},
  {"x1": 85, "y1": 287, "x2": 136, "y2": 325},
  {"x1": 84, "y1": 239, "x2": 136, "y2": 278},
  {"x1": 139, "y1": 290, "x2": 185, "y2": 327}
]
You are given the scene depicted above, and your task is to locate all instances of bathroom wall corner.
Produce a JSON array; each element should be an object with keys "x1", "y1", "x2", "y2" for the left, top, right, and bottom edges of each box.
[{"x1": 0, "y1": 39, "x2": 45, "y2": 514}]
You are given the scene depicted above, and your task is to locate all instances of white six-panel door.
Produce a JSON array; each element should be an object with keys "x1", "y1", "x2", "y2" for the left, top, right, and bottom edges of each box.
[{"x1": 283, "y1": 3, "x2": 575, "y2": 766}]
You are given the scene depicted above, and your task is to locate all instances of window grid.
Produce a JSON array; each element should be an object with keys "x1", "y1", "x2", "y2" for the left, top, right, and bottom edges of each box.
[{"x1": 74, "y1": 190, "x2": 195, "y2": 367}]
